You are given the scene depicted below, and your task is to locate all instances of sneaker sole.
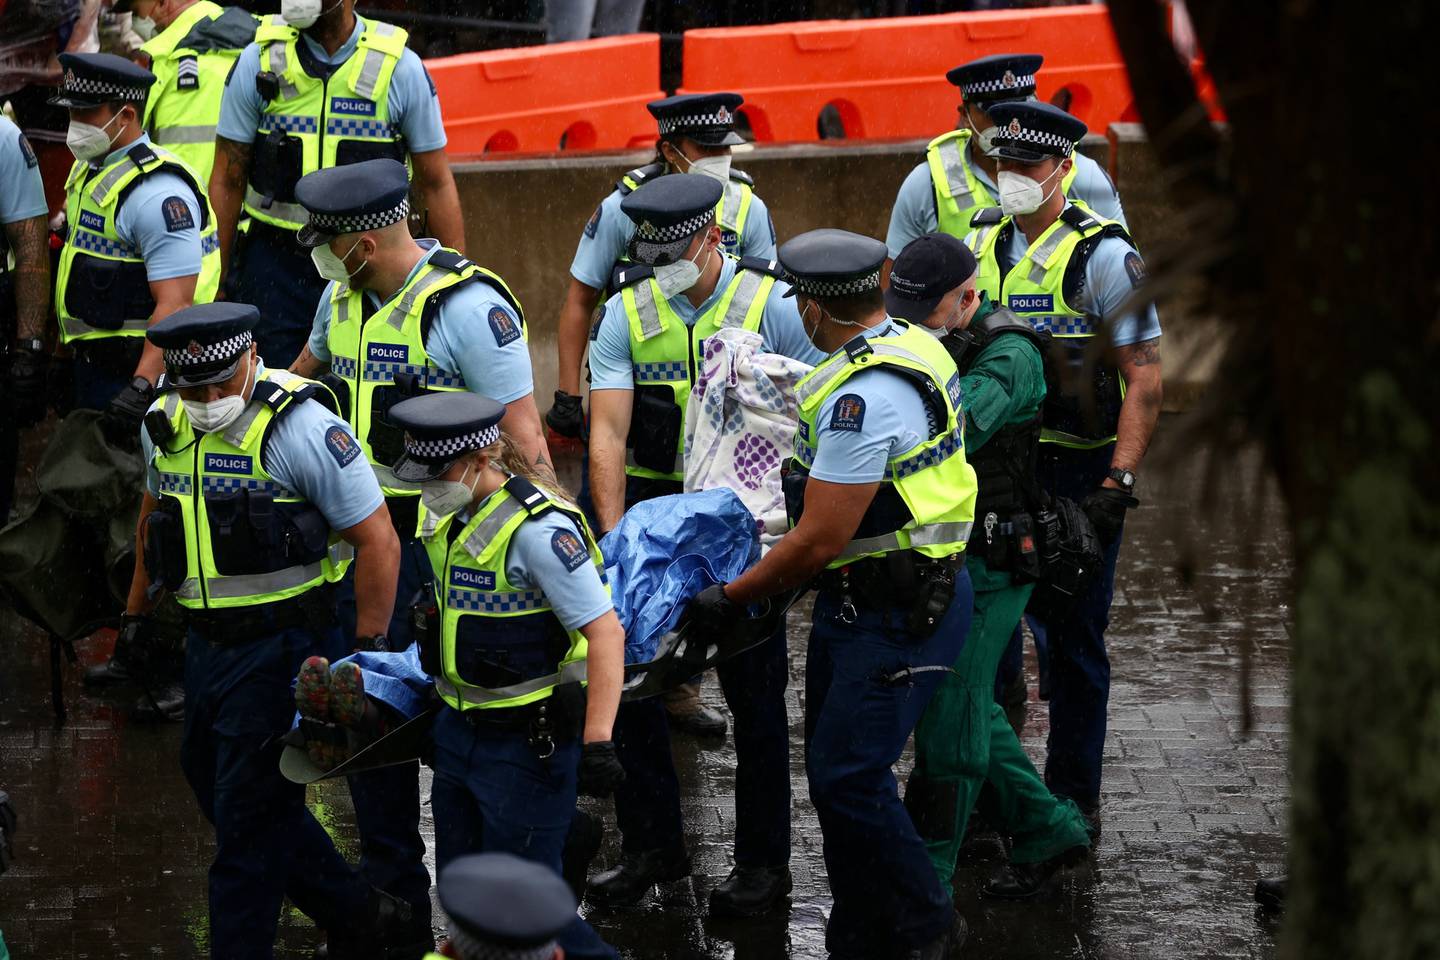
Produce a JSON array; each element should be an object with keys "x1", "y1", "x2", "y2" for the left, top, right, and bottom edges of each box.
[{"x1": 329, "y1": 661, "x2": 366, "y2": 727}]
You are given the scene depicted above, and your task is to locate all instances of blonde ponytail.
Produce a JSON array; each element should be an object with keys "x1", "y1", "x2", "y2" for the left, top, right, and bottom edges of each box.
[{"x1": 477, "y1": 433, "x2": 581, "y2": 514}]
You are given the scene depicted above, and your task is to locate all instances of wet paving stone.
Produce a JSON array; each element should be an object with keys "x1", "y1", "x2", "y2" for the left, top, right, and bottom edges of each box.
[{"x1": 0, "y1": 433, "x2": 1291, "y2": 958}]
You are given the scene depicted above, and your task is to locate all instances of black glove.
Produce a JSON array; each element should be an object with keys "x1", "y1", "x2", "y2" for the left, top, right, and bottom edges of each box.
[
  {"x1": 9, "y1": 347, "x2": 48, "y2": 428},
  {"x1": 116, "y1": 613, "x2": 159, "y2": 674},
  {"x1": 544, "y1": 389, "x2": 585, "y2": 438},
  {"x1": 687, "y1": 583, "x2": 739, "y2": 636},
  {"x1": 0, "y1": 788, "x2": 16, "y2": 875},
  {"x1": 355, "y1": 634, "x2": 389, "y2": 653},
  {"x1": 46, "y1": 354, "x2": 74, "y2": 417},
  {"x1": 103, "y1": 376, "x2": 155, "y2": 447},
  {"x1": 1080, "y1": 486, "x2": 1139, "y2": 546},
  {"x1": 578, "y1": 740, "x2": 626, "y2": 797}
]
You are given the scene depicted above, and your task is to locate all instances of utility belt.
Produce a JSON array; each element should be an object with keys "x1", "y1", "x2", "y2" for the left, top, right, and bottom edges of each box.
[
  {"x1": 73, "y1": 336, "x2": 145, "y2": 374},
  {"x1": 816, "y1": 551, "x2": 964, "y2": 639},
  {"x1": 457, "y1": 681, "x2": 586, "y2": 758},
  {"x1": 185, "y1": 584, "x2": 337, "y2": 646},
  {"x1": 1026, "y1": 496, "x2": 1103, "y2": 623},
  {"x1": 967, "y1": 509, "x2": 1040, "y2": 580}
]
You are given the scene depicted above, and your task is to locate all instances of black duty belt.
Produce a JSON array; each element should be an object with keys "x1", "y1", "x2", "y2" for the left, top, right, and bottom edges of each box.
[
  {"x1": 815, "y1": 552, "x2": 964, "y2": 609},
  {"x1": 73, "y1": 337, "x2": 144, "y2": 375},
  {"x1": 187, "y1": 588, "x2": 334, "y2": 647}
]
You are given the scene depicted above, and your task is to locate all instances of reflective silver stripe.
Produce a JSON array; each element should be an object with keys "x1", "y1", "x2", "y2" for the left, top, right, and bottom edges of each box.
[
  {"x1": 90, "y1": 157, "x2": 138, "y2": 204},
  {"x1": 462, "y1": 498, "x2": 527, "y2": 558},
  {"x1": 66, "y1": 317, "x2": 149, "y2": 336},
  {"x1": 153, "y1": 124, "x2": 217, "y2": 145},
  {"x1": 968, "y1": 222, "x2": 999, "y2": 253},
  {"x1": 844, "y1": 521, "x2": 973, "y2": 558},
  {"x1": 388, "y1": 267, "x2": 455, "y2": 330},
  {"x1": 1026, "y1": 222, "x2": 1079, "y2": 285},
  {"x1": 162, "y1": 392, "x2": 182, "y2": 415},
  {"x1": 631, "y1": 280, "x2": 662, "y2": 341},
  {"x1": 369, "y1": 20, "x2": 399, "y2": 37},
  {"x1": 353, "y1": 48, "x2": 388, "y2": 100},
  {"x1": 936, "y1": 137, "x2": 975, "y2": 211},
  {"x1": 222, "y1": 395, "x2": 271, "y2": 446},
  {"x1": 796, "y1": 340, "x2": 937, "y2": 407},
  {"x1": 717, "y1": 268, "x2": 765, "y2": 330},
  {"x1": 244, "y1": 187, "x2": 307, "y2": 224},
  {"x1": 625, "y1": 449, "x2": 683, "y2": 475},
  {"x1": 334, "y1": 291, "x2": 353, "y2": 326},
  {"x1": 269, "y1": 42, "x2": 299, "y2": 99},
  {"x1": 435, "y1": 659, "x2": 588, "y2": 707},
  {"x1": 719, "y1": 180, "x2": 744, "y2": 230},
  {"x1": 203, "y1": 559, "x2": 325, "y2": 599}
]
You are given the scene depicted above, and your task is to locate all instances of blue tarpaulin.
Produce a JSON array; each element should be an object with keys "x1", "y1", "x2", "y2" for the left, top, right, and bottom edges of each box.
[
  {"x1": 599, "y1": 488, "x2": 761, "y2": 665},
  {"x1": 291, "y1": 644, "x2": 433, "y2": 727}
]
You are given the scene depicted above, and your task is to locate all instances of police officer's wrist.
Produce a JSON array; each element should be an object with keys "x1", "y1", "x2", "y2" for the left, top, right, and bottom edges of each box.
[{"x1": 14, "y1": 338, "x2": 44, "y2": 354}]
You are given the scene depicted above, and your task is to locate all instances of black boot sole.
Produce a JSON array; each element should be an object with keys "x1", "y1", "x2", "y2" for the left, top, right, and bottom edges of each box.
[
  {"x1": 980, "y1": 845, "x2": 1089, "y2": 900},
  {"x1": 707, "y1": 874, "x2": 794, "y2": 918},
  {"x1": 587, "y1": 856, "x2": 692, "y2": 907}
]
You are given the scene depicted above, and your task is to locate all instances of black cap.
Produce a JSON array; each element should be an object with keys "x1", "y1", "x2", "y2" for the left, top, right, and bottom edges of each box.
[
  {"x1": 387, "y1": 392, "x2": 506, "y2": 483},
  {"x1": 147, "y1": 302, "x2": 258, "y2": 388},
  {"x1": 988, "y1": 101, "x2": 1087, "y2": 164},
  {"x1": 778, "y1": 228, "x2": 888, "y2": 299},
  {"x1": 438, "y1": 853, "x2": 576, "y2": 954},
  {"x1": 945, "y1": 53, "x2": 1043, "y2": 105},
  {"x1": 647, "y1": 92, "x2": 746, "y2": 147},
  {"x1": 50, "y1": 53, "x2": 155, "y2": 109},
  {"x1": 885, "y1": 233, "x2": 977, "y2": 323},
  {"x1": 295, "y1": 158, "x2": 411, "y2": 248},
  {"x1": 620, "y1": 173, "x2": 723, "y2": 266}
]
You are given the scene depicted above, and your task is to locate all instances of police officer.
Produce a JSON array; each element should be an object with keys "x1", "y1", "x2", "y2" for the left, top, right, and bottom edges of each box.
[
  {"x1": 386, "y1": 391, "x2": 622, "y2": 960},
  {"x1": 688, "y1": 228, "x2": 976, "y2": 958},
  {"x1": 963, "y1": 101, "x2": 1163, "y2": 831},
  {"x1": 49, "y1": 52, "x2": 220, "y2": 431},
  {"x1": 210, "y1": 0, "x2": 463, "y2": 367},
  {"x1": 885, "y1": 53, "x2": 1126, "y2": 268},
  {"x1": 888, "y1": 233, "x2": 1092, "y2": 898},
  {"x1": 125, "y1": 0, "x2": 259, "y2": 184},
  {"x1": 584, "y1": 173, "x2": 816, "y2": 915},
  {"x1": 429, "y1": 853, "x2": 576, "y2": 960},
  {"x1": 287, "y1": 156, "x2": 544, "y2": 951},
  {"x1": 122, "y1": 301, "x2": 408, "y2": 957},
  {"x1": 0, "y1": 111, "x2": 51, "y2": 520}
]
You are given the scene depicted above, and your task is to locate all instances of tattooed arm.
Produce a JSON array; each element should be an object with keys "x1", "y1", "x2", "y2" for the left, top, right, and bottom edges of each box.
[
  {"x1": 4, "y1": 213, "x2": 50, "y2": 342},
  {"x1": 208, "y1": 135, "x2": 252, "y2": 284},
  {"x1": 1109, "y1": 336, "x2": 1163, "y2": 483}
]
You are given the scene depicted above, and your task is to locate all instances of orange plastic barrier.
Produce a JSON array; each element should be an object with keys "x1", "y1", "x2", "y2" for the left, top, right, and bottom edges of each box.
[
  {"x1": 427, "y1": 35, "x2": 664, "y2": 155},
  {"x1": 679, "y1": 7, "x2": 1139, "y2": 144}
]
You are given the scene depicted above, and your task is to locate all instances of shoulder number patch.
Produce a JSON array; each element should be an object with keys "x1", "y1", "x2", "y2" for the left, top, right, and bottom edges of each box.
[
  {"x1": 583, "y1": 204, "x2": 602, "y2": 240},
  {"x1": 325, "y1": 425, "x2": 361, "y2": 467},
  {"x1": 489, "y1": 307, "x2": 521, "y2": 347},
  {"x1": 551, "y1": 529, "x2": 589, "y2": 572},
  {"x1": 161, "y1": 196, "x2": 195, "y2": 232},
  {"x1": 17, "y1": 132, "x2": 38, "y2": 168},
  {"x1": 1123, "y1": 251, "x2": 1147, "y2": 289},
  {"x1": 829, "y1": 393, "x2": 866, "y2": 433}
]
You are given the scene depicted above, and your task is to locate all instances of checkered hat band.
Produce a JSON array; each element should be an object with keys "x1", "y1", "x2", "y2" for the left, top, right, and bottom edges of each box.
[
  {"x1": 404, "y1": 423, "x2": 501, "y2": 462},
  {"x1": 310, "y1": 197, "x2": 409, "y2": 236},
  {"x1": 962, "y1": 74, "x2": 1036, "y2": 97},
  {"x1": 62, "y1": 74, "x2": 148, "y2": 101},
  {"x1": 792, "y1": 271, "x2": 882, "y2": 298},
  {"x1": 635, "y1": 209, "x2": 713, "y2": 243},
  {"x1": 164, "y1": 332, "x2": 252, "y2": 369},
  {"x1": 995, "y1": 124, "x2": 1074, "y2": 153},
  {"x1": 446, "y1": 922, "x2": 557, "y2": 960},
  {"x1": 657, "y1": 111, "x2": 734, "y2": 134}
]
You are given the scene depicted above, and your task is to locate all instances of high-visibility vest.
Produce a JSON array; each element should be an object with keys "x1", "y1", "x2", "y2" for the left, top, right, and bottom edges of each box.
[
  {"x1": 617, "y1": 162, "x2": 757, "y2": 255},
  {"x1": 925, "y1": 128, "x2": 1081, "y2": 240},
  {"x1": 616, "y1": 256, "x2": 780, "y2": 480},
  {"x1": 791, "y1": 320, "x2": 978, "y2": 568},
  {"x1": 419, "y1": 475, "x2": 605, "y2": 713},
  {"x1": 966, "y1": 203, "x2": 1135, "y2": 448},
  {"x1": 323, "y1": 247, "x2": 524, "y2": 494},
  {"x1": 141, "y1": 1, "x2": 257, "y2": 183},
  {"x1": 56, "y1": 140, "x2": 220, "y2": 344},
  {"x1": 244, "y1": 15, "x2": 410, "y2": 229},
  {"x1": 148, "y1": 369, "x2": 354, "y2": 609}
]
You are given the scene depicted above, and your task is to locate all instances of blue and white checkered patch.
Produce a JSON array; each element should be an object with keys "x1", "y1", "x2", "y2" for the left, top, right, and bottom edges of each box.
[
  {"x1": 446, "y1": 588, "x2": 550, "y2": 613},
  {"x1": 201, "y1": 476, "x2": 295, "y2": 496},
  {"x1": 72, "y1": 229, "x2": 137, "y2": 259},
  {"x1": 157, "y1": 472, "x2": 192, "y2": 495},
  {"x1": 262, "y1": 114, "x2": 319, "y2": 134},
  {"x1": 331, "y1": 355, "x2": 359, "y2": 378},
  {"x1": 891, "y1": 427, "x2": 964, "y2": 480},
  {"x1": 1030, "y1": 315, "x2": 1094, "y2": 336},
  {"x1": 633, "y1": 361, "x2": 688, "y2": 383},
  {"x1": 325, "y1": 118, "x2": 398, "y2": 138}
]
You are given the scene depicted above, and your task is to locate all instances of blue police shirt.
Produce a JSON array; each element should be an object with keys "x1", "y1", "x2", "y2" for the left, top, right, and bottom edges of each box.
[
  {"x1": 98, "y1": 133, "x2": 205, "y2": 282},
  {"x1": 0, "y1": 115, "x2": 47, "y2": 224},
  {"x1": 307, "y1": 240, "x2": 534, "y2": 404},
  {"x1": 588, "y1": 255, "x2": 825, "y2": 390},
  {"x1": 142, "y1": 364, "x2": 384, "y2": 531},
  {"x1": 569, "y1": 184, "x2": 778, "y2": 291},
  {"x1": 217, "y1": 15, "x2": 447, "y2": 153},
  {"x1": 998, "y1": 207, "x2": 1161, "y2": 348},
  {"x1": 505, "y1": 505, "x2": 612, "y2": 631},
  {"x1": 807, "y1": 321, "x2": 935, "y2": 484},
  {"x1": 885, "y1": 148, "x2": 1126, "y2": 258}
]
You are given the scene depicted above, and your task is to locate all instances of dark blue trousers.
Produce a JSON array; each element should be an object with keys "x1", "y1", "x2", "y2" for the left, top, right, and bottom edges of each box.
[
  {"x1": 180, "y1": 621, "x2": 369, "y2": 959},
  {"x1": 804, "y1": 573, "x2": 972, "y2": 958},
  {"x1": 72, "y1": 345, "x2": 139, "y2": 412},
  {"x1": 430, "y1": 708, "x2": 616, "y2": 960},
  {"x1": 229, "y1": 222, "x2": 328, "y2": 369}
]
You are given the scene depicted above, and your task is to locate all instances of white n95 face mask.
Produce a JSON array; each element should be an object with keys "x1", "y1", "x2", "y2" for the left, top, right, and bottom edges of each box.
[
  {"x1": 67, "y1": 111, "x2": 127, "y2": 163},
  {"x1": 974, "y1": 125, "x2": 999, "y2": 157},
  {"x1": 420, "y1": 463, "x2": 478, "y2": 517},
  {"x1": 683, "y1": 153, "x2": 731, "y2": 186},
  {"x1": 997, "y1": 163, "x2": 1065, "y2": 216},
  {"x1": 311, "y1": 238, "x2": 365, "y2": 284},
  {"x1": 184, "y1": 362, "x2": 252, "y2": 434},
  {"x1": 281, "y1": 0, "x2": 340, "y2": 28},
  {"x1": 131, "y1": 15, "x2": 157, "y2": 40},
  {"x1": 652, "y1": 243, "x2": 711, "y2": 298}
]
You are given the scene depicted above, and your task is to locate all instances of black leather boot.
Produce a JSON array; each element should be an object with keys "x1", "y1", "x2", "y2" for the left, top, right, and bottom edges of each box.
[
  {"x1": 982, "y1": 845, "x2": 1088, "y2": 900},
  {"x1": 562, "y1": 808, "x2": 605, "y2": 898},
  {"x1": 1254, "y1": 875, "x2": 1286, "y2": 913},
  {"x1": 905, "y1": 912, "x2": 968, "y2": 960},
  {"x1": 708, "y1": 865, "x2": 793, "y2": 918},
  {"x1": 587, "y1": 845, "x2": 690, "y2": 907},
  {"x1": 131, "y1": 682, "x2": 185, "y2": 722}
]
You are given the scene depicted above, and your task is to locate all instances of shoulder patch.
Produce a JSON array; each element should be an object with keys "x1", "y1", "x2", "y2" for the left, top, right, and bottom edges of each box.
[
  {"x1": 583, "y1": 204, "x2": 602, "y2": 240},
  {"x1": 550, "y1": 528, "x2": 590, "y2": 572},
  {"x1": 161, "y1": 196, "x2": 195, "y2": 232},
  {"x1": 489, "y1": 306, "x2": 521, "y2": 347},
  {"x1": 829, "y1": 393, "x2": 866, "y2": 433},
  {"x1": 17, "y1": 132, "x2": 38, "y2": 168},
  {"x1": 1123, "y1": 252, "x2": 1147, "y2": 289},
  {"x1": 325, "y1": 425, "x2": 361, "y2": 467}
]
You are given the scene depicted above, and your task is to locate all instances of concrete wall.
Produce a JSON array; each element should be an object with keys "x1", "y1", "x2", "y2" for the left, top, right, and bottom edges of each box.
[{"x1": 449, "y1": 129, "x2": 1207, "y2": 409}]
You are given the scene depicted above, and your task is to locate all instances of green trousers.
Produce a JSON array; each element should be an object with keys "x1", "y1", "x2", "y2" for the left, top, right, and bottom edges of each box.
[{"x1": 908, "y1": 560, "x2": 1091, "y2": 882}]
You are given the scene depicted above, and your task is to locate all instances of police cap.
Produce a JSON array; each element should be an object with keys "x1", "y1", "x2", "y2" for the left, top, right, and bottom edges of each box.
[
  {"x1": 387, "y1": 392, "x2": 507, "y2": 483},
  {"x1": 647, "y1": 92, "x2": 746, "y2": 147},
  {"x1": 885, "y1": 233, "x2": 977, "y2": 323},
  {"x1": 945, "y1": 53, "x2": 1043, "y2": 105},
  {"x1": 987, "y1": 101, "x2": 1087, "y2": 164},
  {"x1": 620, "y1": 173, "x2": 723, "y2": 266},
  {"x1": 295, "y1": 158, "x2": 411, "y2": 248},
  {"x1": 147, "y1": 302, "x2": 258, "y2": 388},
  {"x1": 50, "y1": 53, "x2": 155, "y2": 109},
  {"x1": 438, "y1": 853, "x2": 575, "y2": 958},
  {"x1": 778, "y1": 228, "x2": 888, "y2": 300}
]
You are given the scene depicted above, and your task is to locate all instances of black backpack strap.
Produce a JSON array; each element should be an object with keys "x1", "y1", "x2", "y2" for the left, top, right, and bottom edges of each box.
[
  {"x1": 970, "y1": 206, "x2": 1004, "y2": 228},
  {"x1": 1059, "y1": 204, "x2": 1102, "y2": 231},
  {"x1": 737, "y1": 255, "x2": 784, "y2": 279},
  {"x1": 1062, "y1": 225, "x2": 1138, "y2": 309},
  {"x1": 426, "y1": 249, "x2": 472, "y2": 273},
  {"x1": 503, "y1": 475, "x2": 555, "y2": 518},
  {"x1": 611, "y1": 262, "x2": 654, "y2": 290},
  {"x1": 614, "y1": 161, "x2": 665, "y2": 196},
  {"x1": 115, "y1": 149, "x2": 213, "y2": 231},
  {"x1": 729, "y1": 167, "x2": 754, "y2": 187}
]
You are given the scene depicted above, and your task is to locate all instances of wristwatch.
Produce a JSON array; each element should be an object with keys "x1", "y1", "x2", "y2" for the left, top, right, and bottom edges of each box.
[
  {"x1": 15, "y1": 338, "x2": 44, "y2": 354},
  {"x1": 1107, "y1": 468, "x2": 1137, "y2": 494}
]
